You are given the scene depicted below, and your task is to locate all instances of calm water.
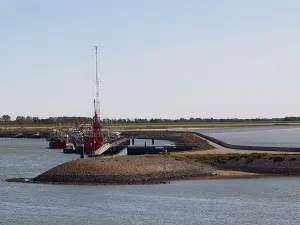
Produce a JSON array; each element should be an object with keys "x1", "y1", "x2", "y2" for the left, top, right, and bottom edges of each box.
[
  {"x1": 186, "y1": 126, "x2": 300, "y2": 147},
  {"x1": 0, "y1": 139, "x2": 79, "y2": 180},
  {"x1": 117, "y1": 138, "x2": 175, "y2": 156},
  {"x1": 1, "y1": 137, "x2": 300, "y2": 225}
]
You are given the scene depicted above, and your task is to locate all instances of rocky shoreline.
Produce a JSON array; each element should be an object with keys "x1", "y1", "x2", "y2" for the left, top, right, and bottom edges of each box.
[
  {"x1": 31, "y1": 156, "x2": 215, "y2": 185},
  {"x1": 180, "y1": 153, "x2": 300, "y2": 177},
  {"x1": 6, "y1": 153, "x2": 300, "y2": 185}
]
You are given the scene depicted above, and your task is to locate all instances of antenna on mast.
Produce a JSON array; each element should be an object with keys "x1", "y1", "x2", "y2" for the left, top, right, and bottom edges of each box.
[
  {"x1": 95, "y1": 46, "x2": 100, "y2": 116},
  {"x1": 93, "y1": 99, "x2": 96, "y2": 114}
]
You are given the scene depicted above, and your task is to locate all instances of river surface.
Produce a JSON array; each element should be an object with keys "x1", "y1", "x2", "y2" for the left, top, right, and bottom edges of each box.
[
  {"x1": 182, "y1": 126, "x2": 300, "y2": 147},
  {"x1": 1, "y1": 135, "x2": 300, "y2": 225}
]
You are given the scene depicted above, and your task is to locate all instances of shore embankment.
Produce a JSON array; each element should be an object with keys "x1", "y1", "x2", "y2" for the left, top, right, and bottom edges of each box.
[
  {"x1": 7, "y1": 153, "x2": 300, "y2": 185},
  {"x1": 30, "y1": 156, "x2": 216, "y2": 185},
  {"x1": 183, "y1": 154, "x2": 300, "y2": 175}
]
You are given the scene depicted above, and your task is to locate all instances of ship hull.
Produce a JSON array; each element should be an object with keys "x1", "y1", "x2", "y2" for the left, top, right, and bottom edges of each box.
[{"x1": 49, "y1": 139, "x2": 68, "y2": 149}]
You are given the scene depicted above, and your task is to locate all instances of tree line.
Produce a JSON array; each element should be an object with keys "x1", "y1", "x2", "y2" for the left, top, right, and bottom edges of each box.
[{"x1": 1, "y1": 114, "x2": 300, "y2": 125}]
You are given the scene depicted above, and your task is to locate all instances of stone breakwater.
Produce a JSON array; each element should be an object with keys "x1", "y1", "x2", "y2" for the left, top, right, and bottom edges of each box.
[
  {"x1": 209, "y1": 154, "x2": 300, "y2": 174},
  {"x1": 7, "y1": 154, "x2": 300, "y2": 185},
  {"x1": 31, "y1": 156, "x2": 215, "y2": 185},
  {"x1": 181, "y1": 153, "x2": 300, "y2": 175}
]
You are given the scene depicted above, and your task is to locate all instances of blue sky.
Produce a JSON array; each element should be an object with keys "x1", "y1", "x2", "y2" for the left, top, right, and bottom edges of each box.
[{"x1": 1, "y1": 0, "x2": 300, "y2": 119}]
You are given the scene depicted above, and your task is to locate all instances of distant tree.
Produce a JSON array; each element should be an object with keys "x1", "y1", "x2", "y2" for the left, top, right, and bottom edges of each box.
[
  {"x1": 189, "y1": 117, "x2": 196, "y2": 122},
  {"x1": 1, "y1": 115, "x2": 11, "y2": 122},
  {"x1": 49, "y1": 117, "x2": 57, "y2": 124},
  {"x1": 16, "y1": 116, "x2": 26, "y2": 124},
  {"x1": 25, "y1": 116, "x2": 33, "y2": 124},
  {"x1": 284, "y1": 117, "x2": 298, "y2": 122},
  {"x1": 32, "y1": 117, "x2": 40, "y2": 124},
  {"x1": 7, "y1": 115, "x2": 300, "y2": 125}
]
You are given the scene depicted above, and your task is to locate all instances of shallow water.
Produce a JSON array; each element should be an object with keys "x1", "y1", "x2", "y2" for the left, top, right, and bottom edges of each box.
[{"x1": 1, "y1": 136, "x2": 300, "y2": 225}]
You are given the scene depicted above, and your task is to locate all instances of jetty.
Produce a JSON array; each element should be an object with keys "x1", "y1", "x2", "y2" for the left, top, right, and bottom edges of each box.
[{"x1": 89, "y1": 138, "x2": 130, "y2": 157}]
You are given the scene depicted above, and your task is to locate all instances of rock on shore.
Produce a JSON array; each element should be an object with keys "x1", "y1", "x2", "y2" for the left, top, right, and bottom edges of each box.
[
  {"x1": 33, "y1": 156, "x2": 215, "y2": 185},
  {"x1": 212, "y1": 154, "x2": 300, "y2": 174}
]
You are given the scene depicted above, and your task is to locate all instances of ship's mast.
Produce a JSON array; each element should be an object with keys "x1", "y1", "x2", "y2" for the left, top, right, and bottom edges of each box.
[
  {"x1": 92, "y1": 46, "x2": 102, "y2": 137},
  {"x1": 95, "y1": 46, "x2": 100, "y2": 116},
  {"x1": 85, "y1": 46, "x2": 105, "y2": 156}
]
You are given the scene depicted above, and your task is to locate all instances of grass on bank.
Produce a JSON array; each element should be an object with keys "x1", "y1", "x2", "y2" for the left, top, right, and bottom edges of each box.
[
  {"x1": 84, "y1": 153, "x2": 299, "y2": 164},
  {"x1": 174, "y1": 153, "x2": 300, "y2": 165},
  {"x1": 1, "y1": 121, "x2": 300, "y2": 130}
]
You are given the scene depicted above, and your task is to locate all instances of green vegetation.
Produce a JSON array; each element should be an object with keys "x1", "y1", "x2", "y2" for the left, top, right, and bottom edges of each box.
[
  {"x1": 2, "y1": 114, "x2": 300, "y2": 129},
  {"x1": 2, "y1": 121, "x2": 300, "y2": 130},
  {"x1": 171, "y1": 153, "x2": 273, "y2": 164},
  {"x1": 84, "y1": 153, "x2": 294, "y2": 164}
]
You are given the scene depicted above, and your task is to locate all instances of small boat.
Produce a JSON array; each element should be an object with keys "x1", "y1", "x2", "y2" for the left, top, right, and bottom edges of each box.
[
  {"x1": 111, "y1": 131, "x2": 121, "y2": 136},
  {"x1": 63, "y1": 143, "x2": 75, "y2": 154},
  {"x1": 31, "y1": 132, "x2": 42, "y2": 139},
  {"x1": 12, "y1": 133, "x2": 24, "y2": 138}
]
